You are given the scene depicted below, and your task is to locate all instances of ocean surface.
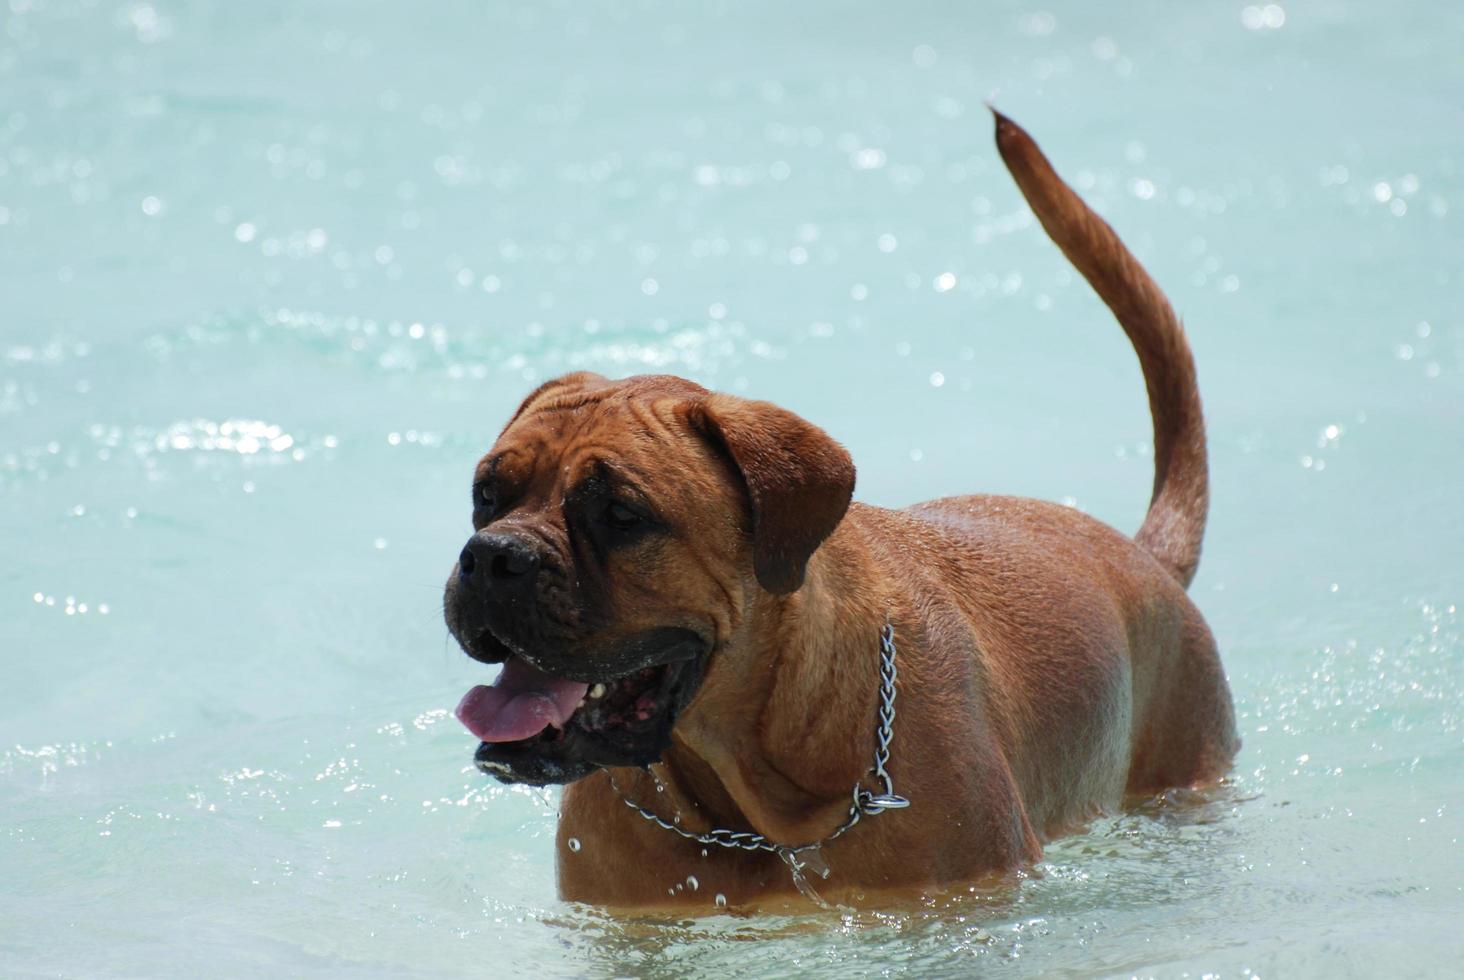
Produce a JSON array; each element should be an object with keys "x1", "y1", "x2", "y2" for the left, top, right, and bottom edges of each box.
[{"x1": 3, "y1": 0, "x2": 1462, "y2": 976}]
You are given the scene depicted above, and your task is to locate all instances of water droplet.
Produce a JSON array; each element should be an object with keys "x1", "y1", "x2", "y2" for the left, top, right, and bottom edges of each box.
[
  {"x1": 567, "y1": 837, "x2": 581, "y2": 853},
  {"x1": 714, "y1": 893, "x2": 727, "y2": 908},
  {"x1": 686, "y1": 875, "x2": 699, "y2": 891}
]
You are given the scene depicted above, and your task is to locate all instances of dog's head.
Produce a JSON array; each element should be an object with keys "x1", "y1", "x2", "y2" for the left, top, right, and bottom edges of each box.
[{"x1": 443, "y1": 372, "x2": 855, "y2": 785}]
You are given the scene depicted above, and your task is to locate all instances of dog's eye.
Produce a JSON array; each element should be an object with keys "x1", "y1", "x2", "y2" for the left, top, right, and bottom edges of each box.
[
  {"x1": 602, "y1": 501, "x2": 643, "y2": 531},
  {"x1": 473, "y1": 484, "x2": 497, "y2": 516}
]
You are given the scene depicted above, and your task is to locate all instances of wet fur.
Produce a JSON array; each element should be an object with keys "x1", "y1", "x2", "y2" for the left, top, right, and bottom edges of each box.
[{"x1": 454, "y1": 112, "x2": 1239, "y2": 909}]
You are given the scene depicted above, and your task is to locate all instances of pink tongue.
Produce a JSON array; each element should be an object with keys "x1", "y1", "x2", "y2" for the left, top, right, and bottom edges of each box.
[{"x1": 456, "y1": 658, "x2": 590, "y2": 743}]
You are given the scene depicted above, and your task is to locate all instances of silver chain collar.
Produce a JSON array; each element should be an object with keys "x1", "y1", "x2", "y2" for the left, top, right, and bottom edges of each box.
[{"x1": 609, "y1": 623, "x2": 910, "y2": 900}]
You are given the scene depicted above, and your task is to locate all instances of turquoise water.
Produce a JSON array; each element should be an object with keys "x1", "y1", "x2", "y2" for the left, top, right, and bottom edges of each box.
[{"x1": 3, "y1": 0, "x2": 1462, "y2": 975}]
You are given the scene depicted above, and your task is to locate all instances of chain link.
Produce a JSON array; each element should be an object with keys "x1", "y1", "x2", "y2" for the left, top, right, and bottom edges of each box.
[{"x1": 610, "y1": 623, "x2": 910, "y2": 877}]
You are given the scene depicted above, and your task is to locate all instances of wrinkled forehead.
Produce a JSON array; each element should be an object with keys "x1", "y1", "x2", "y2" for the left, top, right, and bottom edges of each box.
[{"x1": 474, "y1": 376, "x2": 715, "y2": 498}]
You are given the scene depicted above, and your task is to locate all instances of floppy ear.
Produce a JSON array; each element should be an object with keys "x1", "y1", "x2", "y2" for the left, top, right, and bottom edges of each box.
[
  {"x1": 503, "y1": 371, "x2": 609, "y2": 431},
  {"x1": 688, "y1": 393, "x2": 855, "y2": 594}
]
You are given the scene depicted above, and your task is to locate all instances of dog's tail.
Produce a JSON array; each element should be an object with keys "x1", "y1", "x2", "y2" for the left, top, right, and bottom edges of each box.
[{"x1": 992, "y1": 109, "x2": 1207, "y2": 588}]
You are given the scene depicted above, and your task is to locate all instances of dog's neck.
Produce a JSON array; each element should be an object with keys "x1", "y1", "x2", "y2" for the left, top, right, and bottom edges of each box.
[{"x1": 631, "y1": 517, "x2": 892, "y2": 846}]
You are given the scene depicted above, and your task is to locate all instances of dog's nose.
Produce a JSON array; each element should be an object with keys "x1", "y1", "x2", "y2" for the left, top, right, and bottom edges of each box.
[{"x1": 459, "y1": 532, "x2": 541, "y2": 587}]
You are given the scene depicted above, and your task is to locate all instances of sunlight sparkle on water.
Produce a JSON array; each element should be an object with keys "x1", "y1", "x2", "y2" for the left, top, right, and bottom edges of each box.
[{"x1": 2, "y1": 0, "x2": 1460, "y2": 975}]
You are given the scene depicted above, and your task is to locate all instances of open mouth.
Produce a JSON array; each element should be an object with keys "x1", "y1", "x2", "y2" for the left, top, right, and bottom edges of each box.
[
  {"x1": 453, "y1": 634, "x2": 706, "y2": 786},
  {"x1": 457, "y1": 659, "x2": 676, "y2": 744},
  {"x1": 464, "y1": 628, "x2": 514, "y2": 664}
]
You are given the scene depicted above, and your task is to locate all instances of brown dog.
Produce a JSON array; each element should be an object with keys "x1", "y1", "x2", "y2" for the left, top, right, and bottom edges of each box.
[{"x1": 443, "y1": 111, "x2": 1238, "y2": 909}]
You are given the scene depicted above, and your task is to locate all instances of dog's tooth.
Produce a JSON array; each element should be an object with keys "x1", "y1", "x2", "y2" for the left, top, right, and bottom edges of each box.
[{"x1": 590, "y1": 683, "x2": 606, "y2": 699}]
